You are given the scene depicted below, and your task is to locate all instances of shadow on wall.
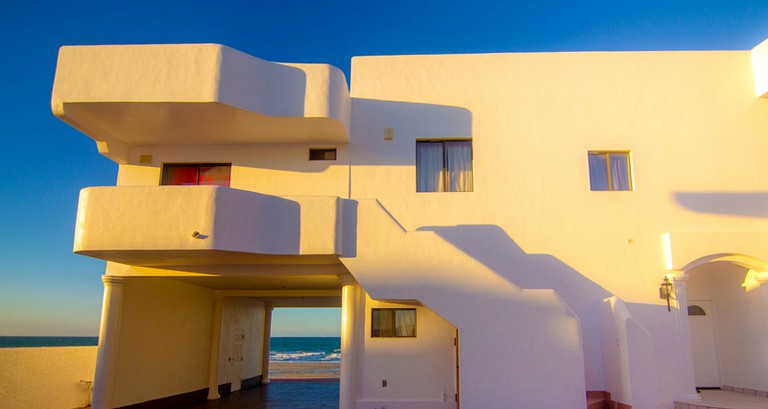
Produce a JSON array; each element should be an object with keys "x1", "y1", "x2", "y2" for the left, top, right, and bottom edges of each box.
[
  {"x1": 419, "y1": 224, "x2": 612, "y2": 316},
  {"x1": 675, "y1": 192, "x2": 768, "y2": 218},
  {"x1": 350, "y1": 98, "x2": 473, "y2": 166},
  {"x1": 220, "y1": 48, "x2": 308, "y2": 117},
  {"x1": 341, "y1": 199, "x2": 358, "y2": 258},
  {"x1": 419, "y1": 223, "x2": 614, "y2": 386}
]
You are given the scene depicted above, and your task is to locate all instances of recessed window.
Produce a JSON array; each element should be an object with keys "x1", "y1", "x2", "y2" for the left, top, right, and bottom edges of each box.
[
  {"x1": 416, "y1": 140, "x2": 473, "y2": 192},
  {"x1": 371, "y1": 308, "x2": 416, "y2": 338},
  {"x1": 161, "y1": 163, "x2": 231, "y2": 187},
  {"x1": 687, "y1": 305, "x2": 706, "y2": 316},
  {"x1": 309, "y1": 148, "x2": 337, "y2": 161},
  {"x1": 588, "y1": 151, "x2": 632, "y2": 191}
]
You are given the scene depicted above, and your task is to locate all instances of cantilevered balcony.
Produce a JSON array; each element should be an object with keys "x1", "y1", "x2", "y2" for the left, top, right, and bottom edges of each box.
[
  {"x1": 74, "y1": 186, "x2": 347, "y2": 266},
  {"x1": 52, "y1": 44, "x2": 350, "y2": 163}
]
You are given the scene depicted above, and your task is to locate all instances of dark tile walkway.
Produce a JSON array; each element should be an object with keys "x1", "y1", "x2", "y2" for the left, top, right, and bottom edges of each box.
[{"x1": 184, "y1": 381, "x2": 339, "y2": 409}]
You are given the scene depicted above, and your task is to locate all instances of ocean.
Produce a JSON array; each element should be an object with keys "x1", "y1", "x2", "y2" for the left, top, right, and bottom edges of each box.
[
  {"x1": 0, "y1": 336, "x2": 98, "y2": 348},
  {"x1": 270, "y1": 337, "x2": 341, "y2": 362},
  {"x1": 0, "y1": 336, "x2": 341, "y2": 363}
]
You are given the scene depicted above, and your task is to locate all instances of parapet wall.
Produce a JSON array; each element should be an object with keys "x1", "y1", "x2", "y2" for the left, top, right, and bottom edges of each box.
[{"x1": 0, "y1": 346, "x2": 97, "y2": 409}]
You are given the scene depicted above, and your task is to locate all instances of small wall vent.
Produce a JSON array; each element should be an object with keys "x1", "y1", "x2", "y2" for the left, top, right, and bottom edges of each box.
[{"x1": 309, "y1": 148, "x2": 337, "y2": 161}]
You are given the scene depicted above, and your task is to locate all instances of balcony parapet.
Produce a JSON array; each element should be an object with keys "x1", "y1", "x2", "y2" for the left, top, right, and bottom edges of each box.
[
  {"x1": 74, "y1": 186, "x2": 347, "y2": 266},
  {"x1": 52, "y1": 44, "x2": 350, "y2": 163}
]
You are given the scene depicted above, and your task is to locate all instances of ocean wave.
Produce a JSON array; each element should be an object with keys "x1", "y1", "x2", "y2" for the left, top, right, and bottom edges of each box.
[
  {"x1": 270, "y1": 351, "x2": 340, "y2": 362},
  {"x1": 321, "y1": 353, "x2": 341, "y2": 361}
]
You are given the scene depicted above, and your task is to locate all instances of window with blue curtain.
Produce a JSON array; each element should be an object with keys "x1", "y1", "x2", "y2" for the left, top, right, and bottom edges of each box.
[
  {"x1": 588, "y1": 151, "x2": 632, "y2": 191},
  {"x1": 416, "y1": 140, "x2": 473, "y2": 192}
]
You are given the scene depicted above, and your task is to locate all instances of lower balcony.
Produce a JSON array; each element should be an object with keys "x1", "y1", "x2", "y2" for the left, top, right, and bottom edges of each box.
[{"x1": 74, "y1": 186, "x2": 347, "y2": 266}]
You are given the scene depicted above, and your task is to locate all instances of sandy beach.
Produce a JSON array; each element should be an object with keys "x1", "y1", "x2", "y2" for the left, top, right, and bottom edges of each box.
[{"x1": 269, "y1": 361, "x2": 340, "y2": 380}]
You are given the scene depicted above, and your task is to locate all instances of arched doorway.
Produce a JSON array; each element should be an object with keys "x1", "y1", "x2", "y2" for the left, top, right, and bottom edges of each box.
[{"x1": 681, "y1": 255, "x2": 768, "y2": 392}]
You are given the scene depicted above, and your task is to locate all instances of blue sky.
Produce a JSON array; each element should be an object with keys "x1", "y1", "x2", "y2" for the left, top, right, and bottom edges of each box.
[{"x1": 0, "y1": 0, "x2": 767, "y2": 336}]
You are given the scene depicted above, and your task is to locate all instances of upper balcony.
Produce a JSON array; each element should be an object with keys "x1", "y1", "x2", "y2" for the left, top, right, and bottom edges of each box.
[
  {"x1": 52, "y1": 44, "x2": 351, "y2": 163},
  {"x1": 74, "y1": 186, "x2": 350, "y2": 267}
]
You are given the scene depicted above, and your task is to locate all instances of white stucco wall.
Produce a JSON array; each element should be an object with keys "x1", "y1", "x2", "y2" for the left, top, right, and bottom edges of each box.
[
  {"x1": 217, "y1": 298, "x2": 266, "y2": 386},
  {"x1": 349, "y1": 49, "x2": 768, "y2": 305},
  {"x1": 356, "y1": 297, "x2": 457, "y2": 409},
  {"x1": 0, "y1": 346, "x2": 97, "y2": 409},
  {"x1": 686, "y1": 263, "x2": 768, "y2": 392},
  {"x1": 349, "y1": 49, "x2": 768, "y2": 404},
  {"x1": 111, "y1": 278, "x2": 213, "y2": 407}
]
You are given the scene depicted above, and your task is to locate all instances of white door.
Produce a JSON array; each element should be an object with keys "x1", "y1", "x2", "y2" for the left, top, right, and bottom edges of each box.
[
  {"x1": 688, "y1": 300, "x2": 720, "y2": 388},
  {"x1": 231, "y1": 329, "x2": 245, "y2": 392}
]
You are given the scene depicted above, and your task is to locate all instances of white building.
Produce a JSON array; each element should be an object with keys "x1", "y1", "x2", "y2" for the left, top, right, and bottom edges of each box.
[{"x1": 51, "y1": 40, "x2": 768, "y2": 409}]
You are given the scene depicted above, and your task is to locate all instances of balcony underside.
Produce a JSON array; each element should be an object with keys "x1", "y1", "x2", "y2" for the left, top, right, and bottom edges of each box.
[
  {"x1": 177, "y1": 276, "x2": 343, "y2": 307},
  {"x1": 57, "y1": 101, "x2": 348, "y2": 163},
  {"x1": 105, "y1": 271, "x2": 345, "y2": 307},
  {"x1": 79, "y1": 249, "x2": 342, "y2": 267}
]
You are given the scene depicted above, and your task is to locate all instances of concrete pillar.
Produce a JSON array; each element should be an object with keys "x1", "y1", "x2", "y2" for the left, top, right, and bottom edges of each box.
[
  {"x1": 92, "y1": 275, "x2": 128, "y2": 409},
  {"x1": 207, "y1": 295, "x2": 224, "y2": 400},
  {"x1": 339, "y1": 276, "x2": 363, "y2": 409},
  {"x1": 669, "y1": 272, "x2": 701, "y2": 401},
  {"x1": 261, "y1": 305, "x2": 274, "y2": 384}
]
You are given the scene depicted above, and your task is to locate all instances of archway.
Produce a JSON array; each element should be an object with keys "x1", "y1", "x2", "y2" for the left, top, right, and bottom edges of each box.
[{"x1": 680, "y1": 254, "x2": 768, "y2": 393}]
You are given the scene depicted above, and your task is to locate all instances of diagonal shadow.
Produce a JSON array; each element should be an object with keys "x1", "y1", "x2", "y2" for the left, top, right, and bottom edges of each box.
[
  {"x1": 418, "y1": 224, "x2": 613, "y2": 314},
  {"x1": 419, "y1": 224, "x2": 614, "y2": 385},
  {"x1": 675, "y1": 192, "x2": 768, "y2": 218}
]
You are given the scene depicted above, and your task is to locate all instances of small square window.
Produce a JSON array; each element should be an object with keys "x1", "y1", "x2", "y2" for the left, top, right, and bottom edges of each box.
[
  {"x1": 371, "y1": 308, "x2": 416, "y2": 338},
  {"x1": 309, "y1": 148, "x2": 337, "y2": 161},
  {"x1": 161, "y1": 163, "x2": 231, "y2": 187},
  {"x1": 588, "y1": 151, "x2": 632, "y2": 191},
  {"x1": 416, "y1": 140, "x2": 473, "y2": 192}
]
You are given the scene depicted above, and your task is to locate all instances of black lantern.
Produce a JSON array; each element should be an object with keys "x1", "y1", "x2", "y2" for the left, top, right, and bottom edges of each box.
[{"x1": 659, "y1": 276, "x2": 674, "y2": 312}]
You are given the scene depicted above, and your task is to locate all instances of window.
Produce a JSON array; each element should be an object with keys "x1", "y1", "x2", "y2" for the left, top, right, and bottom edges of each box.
[
  {"x1": 161, "y1": 163, "x2": 231, "y2": 187},
  {"x1": 416, "y1": 140, "x2": 473, "y2": 192},
  {"x1": 687, "y1": 305, "x2": 706, "y2": 316},
  {"x1": 588, "y1": 151, "x2": 632, "y2": 191},
  {"x1": 309, "y1": 148, "x2": 337, "y2": 161},
  {"x1": 371, "y1": 308, "x2": 416, "y2": 337}
]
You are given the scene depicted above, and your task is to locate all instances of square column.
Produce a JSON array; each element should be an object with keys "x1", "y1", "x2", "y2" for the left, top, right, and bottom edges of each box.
[
  {"x1": 261, "y1": 306, "x2": 274, "y2": 384},
  {"x1": 207, "y1": 295, "x2": 224, "y2": 400}
]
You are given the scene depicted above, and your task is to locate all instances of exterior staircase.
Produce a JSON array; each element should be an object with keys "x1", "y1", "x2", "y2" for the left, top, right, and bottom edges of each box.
[{"x1": 587, "y1": 391, "x2": 631, "y2": 409}]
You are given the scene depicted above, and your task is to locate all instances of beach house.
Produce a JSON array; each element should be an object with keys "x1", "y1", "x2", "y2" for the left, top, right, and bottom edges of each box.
[{"x1": 51, "y1": 40, "x2": 768, "y2": 408}]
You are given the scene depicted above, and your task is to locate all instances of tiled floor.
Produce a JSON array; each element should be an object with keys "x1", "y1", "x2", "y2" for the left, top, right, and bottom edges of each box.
[
  {"x1": 675, "y1": 389, "x2": 768, "y2": 409},
  {"x1": 183, "y1": 381, "x2": 339, "y2": 409},
  {"x1": 177, "y1": 383, "x2": 768, "y2": 409}
]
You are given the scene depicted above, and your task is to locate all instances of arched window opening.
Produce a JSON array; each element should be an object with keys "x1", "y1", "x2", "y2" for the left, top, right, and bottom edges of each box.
[{"x1": 688, "y1": 305, "x2": 706, "y2": 316}]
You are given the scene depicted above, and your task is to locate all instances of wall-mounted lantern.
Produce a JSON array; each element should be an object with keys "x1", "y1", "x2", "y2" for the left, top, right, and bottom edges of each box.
[{"x1": 659, "y1": 276, "x2": 674, "y2": 311}]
